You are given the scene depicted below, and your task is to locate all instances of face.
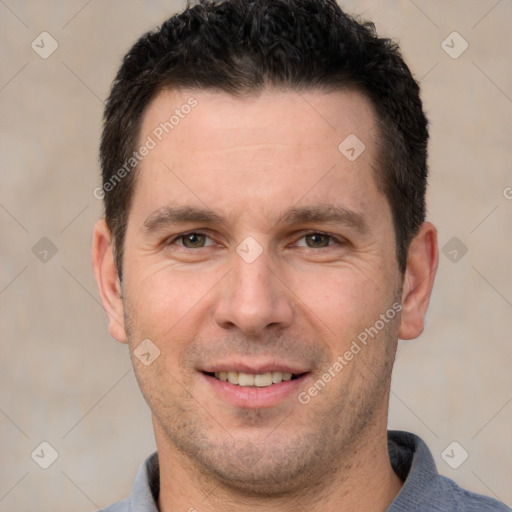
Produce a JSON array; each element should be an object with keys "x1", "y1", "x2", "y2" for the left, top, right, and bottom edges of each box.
[{"x1": 102, "y1": 88, "x2": 408, "y2": 494}]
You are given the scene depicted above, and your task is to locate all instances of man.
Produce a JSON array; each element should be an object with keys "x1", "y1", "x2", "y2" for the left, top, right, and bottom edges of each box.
[{"x1": 92, "y1": 0, "x2": 509, "y2": 510}]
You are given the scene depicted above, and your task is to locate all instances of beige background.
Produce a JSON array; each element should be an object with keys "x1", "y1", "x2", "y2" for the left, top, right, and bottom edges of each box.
[{"x1": 1, "y1": 1, "x2": 511, "y2": 510}]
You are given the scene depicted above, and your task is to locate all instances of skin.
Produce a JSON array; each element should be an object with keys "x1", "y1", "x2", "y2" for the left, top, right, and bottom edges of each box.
[{"x1": 93, "y1": 88, "x2": 438, "y2": 512}]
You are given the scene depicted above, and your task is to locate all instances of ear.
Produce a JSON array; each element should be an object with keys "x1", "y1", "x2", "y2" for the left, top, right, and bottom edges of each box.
[
  {"x1": 399, "y1": 222, "x2": 438, "y2": 340},
  {"x1": 91, "y1": 219, "x2": 128, "y2": 343}
]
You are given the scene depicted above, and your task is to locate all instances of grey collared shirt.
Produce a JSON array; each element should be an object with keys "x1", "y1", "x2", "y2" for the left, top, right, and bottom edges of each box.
[{"x1": 101, "y1": 431, "x2": 509, "y2": 511}]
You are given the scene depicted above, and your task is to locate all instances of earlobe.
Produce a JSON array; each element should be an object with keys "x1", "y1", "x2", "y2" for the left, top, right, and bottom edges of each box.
[
  {"x1": 91, "y1": 219, "x2": 128, "y2": 343},
  {"x1": 398, "y1": 222, "x2": 438, "y2": 340}
]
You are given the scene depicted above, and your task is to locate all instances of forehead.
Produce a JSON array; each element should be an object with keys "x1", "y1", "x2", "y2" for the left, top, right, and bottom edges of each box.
[
  {"x1": 140, "y1": 86, "x2": 377, "y2": 153},
  {"x1": 132, "y1": 87, "x2": 385, "y2": 227}
]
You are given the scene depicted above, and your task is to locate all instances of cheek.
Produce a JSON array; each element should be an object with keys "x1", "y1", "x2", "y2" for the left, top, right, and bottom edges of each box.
[
  {"x1": 290, "y1": 265, "x2": 397, "y2": 342},
  {"x1": 122, "y1": 263, "x2": 221, "y2": 345}
]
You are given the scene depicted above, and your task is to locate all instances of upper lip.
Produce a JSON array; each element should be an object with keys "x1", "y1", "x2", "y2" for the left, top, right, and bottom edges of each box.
[{"x1": 200, "y1": 361, "x2": 310, "y2": 375}]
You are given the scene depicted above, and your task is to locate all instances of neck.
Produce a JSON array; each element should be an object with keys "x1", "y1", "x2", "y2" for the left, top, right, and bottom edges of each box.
[{"x1": 155, "y1": 418, "x2": 402, "y2": 512}]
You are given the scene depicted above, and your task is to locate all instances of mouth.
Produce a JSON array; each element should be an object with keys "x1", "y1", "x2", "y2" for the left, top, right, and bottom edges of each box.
[
  {"x1": 203, "y1": 370, "x2": 304, "y2": 388},
  {"x1": 200, "y1": 366, "x2": 311, "y2": 408}
]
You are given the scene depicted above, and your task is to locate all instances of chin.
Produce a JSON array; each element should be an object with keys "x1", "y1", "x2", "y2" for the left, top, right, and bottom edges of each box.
[{"x1": 181, "y1": 432, "x2": 331, "y2": 498}]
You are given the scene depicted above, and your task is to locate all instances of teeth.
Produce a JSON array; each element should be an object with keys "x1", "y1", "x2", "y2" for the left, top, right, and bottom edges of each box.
[
  {"x1": 272, "y1": 371, "x2": 283, "y2": 383},
  {"x1": 254, "y1": 372, "x2": 272, "y2": 387},
  {"x1": 238, "y1": 372, "x2": 254, "y2": 386},
  {"x1": 213, "y1": 371, "x2": 298, "y2": 387}
]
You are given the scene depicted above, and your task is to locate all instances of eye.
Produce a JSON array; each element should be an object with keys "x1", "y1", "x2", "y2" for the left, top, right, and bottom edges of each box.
[
  {"x1": 305, "y1": 233, "x2": 330, "y2": 248},
  {"x1": 174, "y1": 232, "x2": 213, "y2": 249},
  {"x1": 295, "y1": 233, "x2": 340, "y2": 249}
]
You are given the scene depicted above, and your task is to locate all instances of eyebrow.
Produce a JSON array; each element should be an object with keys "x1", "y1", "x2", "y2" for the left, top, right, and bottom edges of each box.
[
  {"x1": 142, "y1": 206, "x2": 224, "y2": 232},
  {"x1": 281, "y1": 205, "x2": 369, "y2": 234},
  {"x1": 142, "y1": 204, "x2": 369, "y2": 234}
]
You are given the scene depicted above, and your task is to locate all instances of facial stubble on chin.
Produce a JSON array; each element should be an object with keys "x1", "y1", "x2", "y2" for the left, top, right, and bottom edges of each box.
[{"x1": 122, "y1": 290, "x2": 401, "y2": 498}]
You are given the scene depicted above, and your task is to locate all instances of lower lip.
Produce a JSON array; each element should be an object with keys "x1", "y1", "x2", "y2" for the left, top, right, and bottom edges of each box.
[{"x1": 201, "y1": 372, "x2": 310, "y2": 409}]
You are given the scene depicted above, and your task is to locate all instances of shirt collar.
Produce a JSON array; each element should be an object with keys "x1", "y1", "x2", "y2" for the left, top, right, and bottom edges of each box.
[
  {"x1": 128, "y1": 452, "x2": 160, "y2": 511},
  {"x1": 386, "y1": 430, "x2": 440, "y2": 511}
]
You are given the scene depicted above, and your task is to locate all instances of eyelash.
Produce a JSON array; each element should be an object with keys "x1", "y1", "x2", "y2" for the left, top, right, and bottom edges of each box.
[{"x1": 167, "y1": 231, "x2": 345, "y2": 249}]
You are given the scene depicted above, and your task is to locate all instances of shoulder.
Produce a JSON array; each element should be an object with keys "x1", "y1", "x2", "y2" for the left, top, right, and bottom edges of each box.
[
  {"x1": 434, "y1": 474, "x2": 510, "y2": 511},
  {"x1": 97, "y1": 452, "x2": 160, "y2": 512},
  {"x1": 99, "y1": 499, "x2": 131, "y2": 512},
  {"x1": 387, "y1": 431, "x2": 510, "y2": 512}
]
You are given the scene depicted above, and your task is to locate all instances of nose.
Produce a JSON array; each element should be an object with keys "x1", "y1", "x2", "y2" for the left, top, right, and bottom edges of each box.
[{"x1": 213, "y1": 250, "x2": 295, "y2": 336}]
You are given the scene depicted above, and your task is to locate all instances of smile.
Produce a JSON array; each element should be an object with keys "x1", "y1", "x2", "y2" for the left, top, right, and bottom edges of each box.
[{"x1": 208, "y1": 371, "x2": 301, "y2": 387}]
